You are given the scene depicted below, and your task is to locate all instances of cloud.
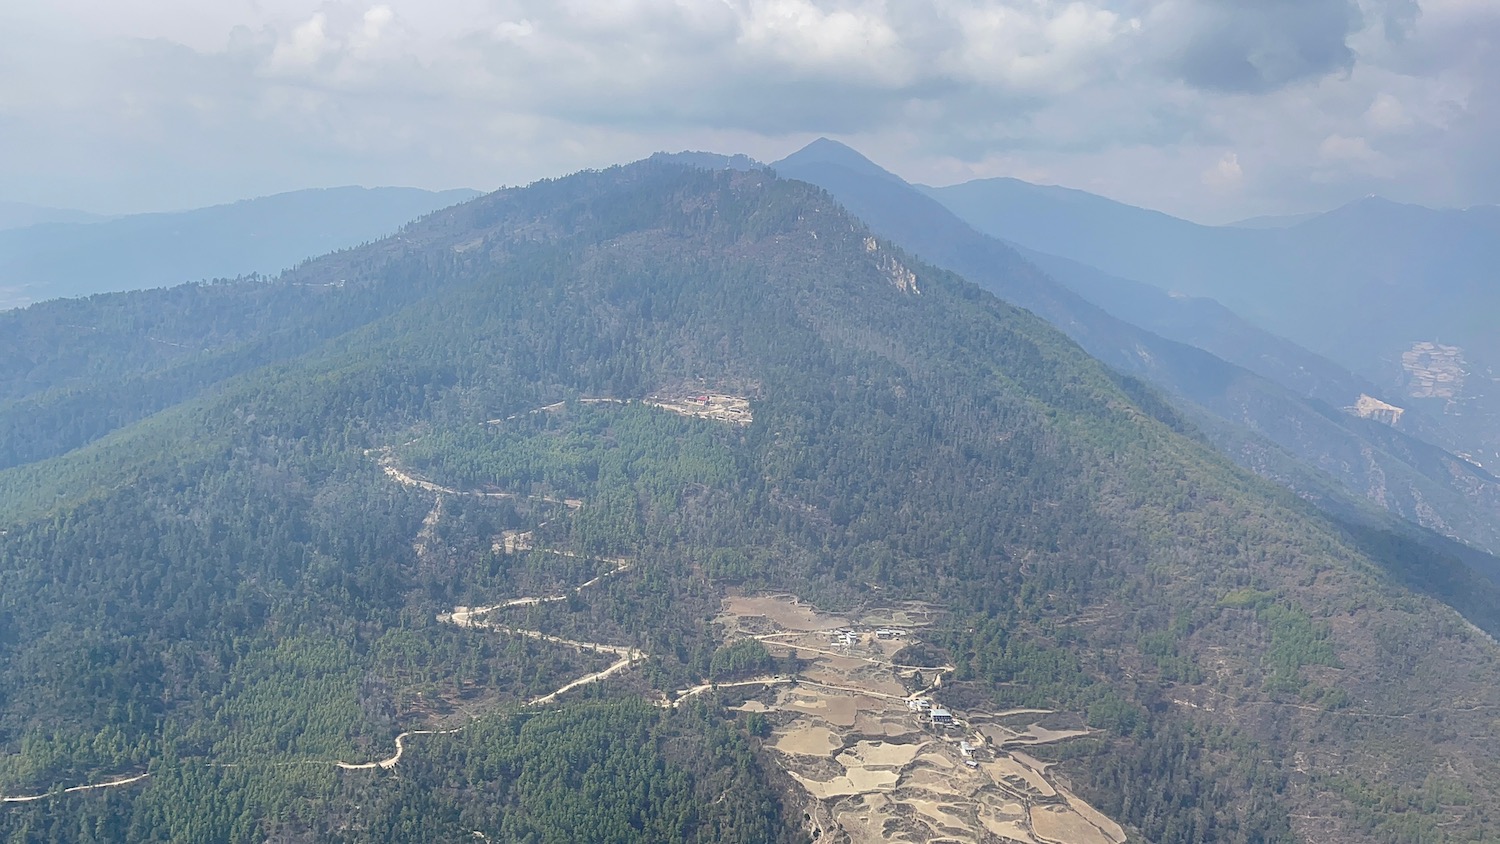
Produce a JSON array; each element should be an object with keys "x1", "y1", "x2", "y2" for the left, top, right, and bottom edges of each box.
[
  {"x1": 1148, "y1": 0, "x2": 1361, "y2": 93},
  {"x1": 1364, "y1": 93, "x2": 1413, "y2": 130},
  {"x1": 264, "y1": 12, "x2": 335, "y2": 75},
  {"x1": 1320, "y1": 134, "x2": 1379, "y2": 161},
  {"x1": 736, "y1": 0, "x2": 905, "y2": 78},
  {"x1": 1203, "y1": 151, "x2": 1244, "y2": 189},
  {"x1": 0, "y1": 0, "x2": 1494, "y2": 221}
]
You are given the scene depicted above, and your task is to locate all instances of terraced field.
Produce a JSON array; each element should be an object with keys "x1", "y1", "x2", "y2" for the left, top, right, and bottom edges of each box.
[{"x1": 717, "y1": 595, "x2": 1126, "y2": 844}]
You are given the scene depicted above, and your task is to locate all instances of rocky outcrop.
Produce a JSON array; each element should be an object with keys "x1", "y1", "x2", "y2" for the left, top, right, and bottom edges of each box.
[{"x1": 1346, "y1": 394, "x2": 1405, "y2": 426}]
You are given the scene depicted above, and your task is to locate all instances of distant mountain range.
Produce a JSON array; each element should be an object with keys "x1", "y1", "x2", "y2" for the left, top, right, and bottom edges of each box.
[
  {"x1": 0, "y1": 186, "x2": 481, "y2": 309},
  {"x1": 769, "y1": 139, "x2": 1500, "y2": 560},
  {"x1": 922, "y1": 176, "x2": 1500, "y2": 469},
  {"x1": 0, "y1": 200, "x2": 106, "y2": 230}
]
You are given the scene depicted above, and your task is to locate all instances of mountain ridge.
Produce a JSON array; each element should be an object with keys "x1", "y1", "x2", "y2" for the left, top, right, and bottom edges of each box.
[
  {"x1": 2, "y1": 159, "x2": 1500, "y2": 843},
  {"x1": 923, "y1": 166, "x2": 1500, "y2": 470},
  {"x1": 0, "y1": 201, "x2": 106, "y2": 231},
  {"x1": 772, "y1": 140, "x2": 1500, "y2": 558},
  {"x1": 0, "y1": 186, "x2": 482, "y2": 309}
]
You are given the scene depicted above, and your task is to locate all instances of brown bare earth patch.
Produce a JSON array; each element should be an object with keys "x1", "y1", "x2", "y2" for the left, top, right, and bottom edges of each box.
[
  {"x1": 722, "y1": 594, "x2": 844, "y2": 631},
  {"x1": 644, "y1": 392, "x2": 752, "y2": 425},
  {"x1": 774, "y1": 725, "x2": 842, "y2": 757},
  {"x1": 715, "y1": 594, "x2": 1127, "y2": 844},
  {"x1": 1031, "y1": 803, "x2": 1119, "y2": 844}
]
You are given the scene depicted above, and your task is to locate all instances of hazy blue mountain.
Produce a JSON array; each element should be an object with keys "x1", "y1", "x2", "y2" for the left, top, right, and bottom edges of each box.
[
  {"x1": 0, "y1": 186, "x2": 481, "y2": 309},
  {"x1": 924, "y1": 178, "x2": 1500, "y2": 468},
  {"x1": 0, "y1": 200, "x2": 105, "y2": 231},
  {"x1": 918, "y1": 176, "x2": 1251, "y2": 287},
  {"x1": 1228, "y1": 211, "x2": 1322, "y2": 229},
  {"x1": 774, "y1": 140, "x2": 1500, "y2": 555},
  {"x1": 1008, "y1": 244, "x2": 1380, "y2": 410}
]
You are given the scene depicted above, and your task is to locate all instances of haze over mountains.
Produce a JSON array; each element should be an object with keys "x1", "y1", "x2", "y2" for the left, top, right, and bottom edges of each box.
[
  {"x1": 769, "y1": 139, "x2": 1500, "y2": 562},
  {"x1": 0, "y1": 186, "x2": 480, "y2": 309},
  {"x1": 923, "y1": 175, "x2": 1500, "y2": 471},
  {"x1": 8, "y1": 145, "x2": 1495, "y2": 560},
  {"x1": 0, "y1": 202, "x2": 105, "y2": 231},
  {"x1": 3, "y1": 147, "x2": 1500, "y2": 844}
]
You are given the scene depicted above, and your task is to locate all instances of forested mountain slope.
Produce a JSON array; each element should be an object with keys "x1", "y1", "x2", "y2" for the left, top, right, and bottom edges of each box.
[
  {"x1": 772, "y1": 140, "x2": 1500, "y2": 559},
  {"x1": 0, "y1": 186, "x2": 480, "y2": 309},
  {"x1": 2, "y1": 163, "x2": 1500, "y2": 843}
]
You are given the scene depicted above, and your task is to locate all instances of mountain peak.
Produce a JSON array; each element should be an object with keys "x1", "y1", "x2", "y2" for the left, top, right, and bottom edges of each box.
[
  {"x1": 648, "y1": 150, "x2": 763, "y2": 172},
  {"x1": 774, "y1": 138, "x2": 903, "y2": 183}
]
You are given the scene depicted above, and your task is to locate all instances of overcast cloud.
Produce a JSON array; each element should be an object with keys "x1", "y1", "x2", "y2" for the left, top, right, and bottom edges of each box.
[{"x1": 1, "y1": 0, "x2": 1495, "y2": 221}]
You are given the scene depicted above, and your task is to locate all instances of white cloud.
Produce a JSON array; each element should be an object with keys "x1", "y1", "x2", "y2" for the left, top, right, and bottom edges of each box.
[
  {"x1": 354, "y1": 5, "x2": 394, "y2": 49},
  {"x1": 1202, "y1": 151, "x2": 1244, "y2": 189},
  {"x1": 264, "y1": 12, "x2": 333, "y2": 75},
  {"x1": 0, "y1": 0, "x2": 1494, "y2": 220},
  {"x1": 736, "y1": 0, "x2": 904, "y2": 77},
  {"x1": 493, "y1": 20, "x2": 536, "y2": 42},
  {"x1": 1319, "y1": 133, "x2": 1379, "y2": 162},
  {"x1": 937, "y1": 1, "x2": 1137, "y2": 93},
  {"x1": 1365, "y1": 93, "x2": 1412, "y2": 131}
]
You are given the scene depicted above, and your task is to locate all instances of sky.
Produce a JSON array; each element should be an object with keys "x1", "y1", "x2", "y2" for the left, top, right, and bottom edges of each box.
[{"x1": 1, "y1": 0, "x2": 1496, "y2": 223}]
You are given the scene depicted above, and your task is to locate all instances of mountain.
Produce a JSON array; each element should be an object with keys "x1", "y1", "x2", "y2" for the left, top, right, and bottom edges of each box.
[
  {"x1": 917, "y1": 176, "x2": 1243, "y2": 284},
  {"x1": 923, "y1": 179, "x2": 1500, "y2": 469},
  {"x1": 773, "y1": 141, "x2": 1500, "y2": 557},
  {"x1": 1007, "y1": 244, "x2": 1380, "y2": 408},
  {"x1": 1228, "y1": 211, "x2": 1322, "y2": 229},
  {"x1": 649, "y1": 151, "x2": 762, "y2": 171},
  {"x1": 2, "y1": 161, "x2": 1500, "y2": 843},
  {"x1": 0, "y1": 186, "x2": 482, "y2": 309},
  {"x1": 0, "y1": 201, "x2": 105, "y2": 231}
]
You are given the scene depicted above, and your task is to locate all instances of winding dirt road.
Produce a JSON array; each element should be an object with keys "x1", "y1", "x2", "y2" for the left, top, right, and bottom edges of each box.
[
  {"x1": 665, "y1": 676, "x2": 797, "y2": 708},
  {"x1": 4, "y1": 451, "x2": 642, "y2": 801},
  {"x1": 331, "y1": 457, "x2": 646, "y2": 773},
  {"x1": 1, "y1": 773, "x2": 151, "y2": 804}
]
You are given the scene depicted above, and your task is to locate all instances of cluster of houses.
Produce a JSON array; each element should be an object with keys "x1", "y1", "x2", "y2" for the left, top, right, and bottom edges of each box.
[
  {"x1": 827, "y1": 627, "x2": 904, "y2": 649},
  {"x1": 907, "y1": 698, "x2": 982, "y2": 766},
  {"x1": 904, "y1": 697, "x2": 953, "y2": 725},
  {"x1": 823, "y1": 624, "x2": 984, "y2": 768}
]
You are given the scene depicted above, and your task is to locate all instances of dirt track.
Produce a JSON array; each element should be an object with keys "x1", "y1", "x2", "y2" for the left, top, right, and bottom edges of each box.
[
  {"x1": 1, "y1": 773, "x2": 151, "y2": 804},
  {"x1": 4, "y1": 447, "x2": 641, "y2": 802},
  {"x1": 337, "y1": 459, "x2": 646, "y2": 771}
]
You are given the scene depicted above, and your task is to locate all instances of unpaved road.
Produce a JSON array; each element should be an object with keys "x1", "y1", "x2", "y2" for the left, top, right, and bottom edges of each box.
[
  {"x1": 337, "y1": 457, "x2": 644, "y2": 772},
  {"x1": 337, "y1": 597, "x2": 646, "y2": 771},
  {"x1": 1, "y1": 773, "x2": 151, "y2": 803},
  {"x1": 666, "y1": 676, "x2": 797, "y2": 707},
  {"x1": 446, "y1": 560, "x2": 632, "y2": 620},
  {"x1": 8, "y1": 455, "x2": 641, "y2": 800}
]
